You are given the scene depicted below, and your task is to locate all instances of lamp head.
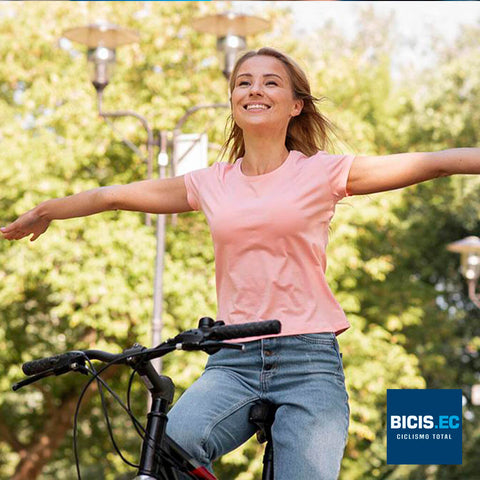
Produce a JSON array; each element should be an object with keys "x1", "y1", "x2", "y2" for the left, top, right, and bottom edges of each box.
[
  {"x1": 87, "y1": 46, "x2": 116, "y2": 92},
  {"x1": 62, "y1": 22, "x2": 139, "y2": 92},
  {"x1": 217, "y1": 35, "x2": 247, "y2": 80},
  {"x1": 191, "y1": 12, "x2": 269, "y2": 80},
  {"x1": 447, "y1": 236, "x2": 480, "y2": 281}
]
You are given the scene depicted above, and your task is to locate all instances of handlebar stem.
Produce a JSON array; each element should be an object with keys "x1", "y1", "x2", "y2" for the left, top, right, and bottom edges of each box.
[{"x1": 125, "y1": 345, "x2": 175, "y2": 404}]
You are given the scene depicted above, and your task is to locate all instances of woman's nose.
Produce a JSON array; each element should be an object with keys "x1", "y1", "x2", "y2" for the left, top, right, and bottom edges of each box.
[{"x1": 249, "y1": 82, "x2": 264, "y2": 96}]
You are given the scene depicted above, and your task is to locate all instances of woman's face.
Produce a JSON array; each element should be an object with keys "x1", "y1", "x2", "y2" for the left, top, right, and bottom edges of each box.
[{"x1": 231, "y1": 55, "x2": 303, "y2": 134}]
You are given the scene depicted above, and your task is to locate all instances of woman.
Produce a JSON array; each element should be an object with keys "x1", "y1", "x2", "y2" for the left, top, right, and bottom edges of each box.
[{"x1": 2, "y1": 47, "x2": 479, "y2": 479}]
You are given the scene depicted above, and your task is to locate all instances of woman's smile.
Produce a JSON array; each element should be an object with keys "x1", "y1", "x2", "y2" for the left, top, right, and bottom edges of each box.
[{"x1": 244, "y1": 102, "x2": 271, "y2": 112}]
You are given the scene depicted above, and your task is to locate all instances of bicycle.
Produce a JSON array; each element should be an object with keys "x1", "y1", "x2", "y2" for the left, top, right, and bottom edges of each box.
[{"x1": 13, "y1": 317, "x2": 281, "y2": 479}]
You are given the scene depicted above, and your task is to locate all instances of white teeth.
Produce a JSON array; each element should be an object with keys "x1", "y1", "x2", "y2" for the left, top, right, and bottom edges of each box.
[{"x1": 246, "y1": 104, "x2": 269, "y2": 110}]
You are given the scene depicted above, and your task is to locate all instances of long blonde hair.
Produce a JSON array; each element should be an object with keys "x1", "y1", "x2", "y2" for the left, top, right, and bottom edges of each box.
[{"x1": 220, "y1": 47, "x2": 337, "y2": 164}]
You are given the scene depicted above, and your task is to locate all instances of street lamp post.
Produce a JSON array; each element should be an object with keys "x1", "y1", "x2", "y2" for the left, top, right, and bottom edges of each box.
[
  {"x1": 61, "y1": 12, "x2": 269, "y2": 372},
  {"x1": 62, "y1": 22, "x2": 155, "y2": 195},
  {"x1": 446, "y1": 236, "x2": 480, "y2": 410},
  {"x1": 447, "y1": 235, "x2": 480, "y2": 308}
]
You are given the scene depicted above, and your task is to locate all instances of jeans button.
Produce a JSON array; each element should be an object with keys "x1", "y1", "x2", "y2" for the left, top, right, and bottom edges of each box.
[
  {"x1": 264, "y1": 350, "x2": 273, "y2": 357},
  {"x1": 264, "y1": 364, "x2": 273, "y2": 371}
]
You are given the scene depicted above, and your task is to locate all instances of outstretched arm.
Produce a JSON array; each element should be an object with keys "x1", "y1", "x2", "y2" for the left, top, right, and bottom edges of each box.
[
  {"x1": 346, "y1": 148, "x2": 480, "y2": 196},
  {"x1": 1, "y1": 175, "x2": 192, "y2": 242}
]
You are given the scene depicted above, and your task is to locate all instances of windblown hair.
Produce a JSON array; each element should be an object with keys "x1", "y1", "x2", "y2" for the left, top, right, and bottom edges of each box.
[{"x1": 220, "y1": 47, "x2": 337, "y2": 164}]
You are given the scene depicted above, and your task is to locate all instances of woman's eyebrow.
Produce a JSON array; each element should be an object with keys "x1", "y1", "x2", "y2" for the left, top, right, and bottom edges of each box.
[{"x1": 237, "y1": 73, "x2": 283, "y2": 79}]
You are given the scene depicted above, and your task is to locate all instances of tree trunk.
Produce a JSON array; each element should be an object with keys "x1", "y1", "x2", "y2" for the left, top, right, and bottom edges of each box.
[{"x1": 11, "y1": 366, "x2": 119, "y2": 480}]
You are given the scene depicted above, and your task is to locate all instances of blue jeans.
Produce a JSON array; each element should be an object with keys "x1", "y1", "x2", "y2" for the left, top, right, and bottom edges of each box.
[{"x1": 166, "y1": 333, "x2": 350, "y2": 480}]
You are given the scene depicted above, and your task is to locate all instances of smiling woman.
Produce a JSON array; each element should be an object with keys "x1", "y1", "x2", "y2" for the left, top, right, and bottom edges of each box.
[
  {"x1": 229, "y1": 56, "x2": 304, "y2": 176},
  {"x1": 222, "y1": 47, "x2": 336, "y2": 170},
  {"x1": 2, "y1": 45, "x2": 480, "y2": 480}
]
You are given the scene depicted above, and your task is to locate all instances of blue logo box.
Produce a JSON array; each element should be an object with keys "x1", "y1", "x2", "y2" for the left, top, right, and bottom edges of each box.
[{"x1": 387, "y1": 389, "x2": 462, "y2": 465}]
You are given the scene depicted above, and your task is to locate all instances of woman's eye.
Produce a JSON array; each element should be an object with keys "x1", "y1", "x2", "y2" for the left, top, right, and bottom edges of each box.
[
  {"x1": 266, "y1": 81, "x2": 278, "y2": 86},
  {"x1": 238, "y1": 81, "x2": 250, "y2": 86}
]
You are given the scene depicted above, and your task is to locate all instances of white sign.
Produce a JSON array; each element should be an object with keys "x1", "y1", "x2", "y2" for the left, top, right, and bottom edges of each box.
[{"x1": 174, "y1": 133, "x2": 208, "y2": 176}]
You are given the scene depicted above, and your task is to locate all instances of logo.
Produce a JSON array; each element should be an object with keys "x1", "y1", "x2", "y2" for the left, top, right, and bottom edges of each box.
[{"x1": 387, "y1": 389, "x2": 462, "y2": 465}]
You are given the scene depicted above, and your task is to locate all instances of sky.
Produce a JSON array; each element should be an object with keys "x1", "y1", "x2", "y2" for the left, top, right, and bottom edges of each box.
[
  {"x1": 231, "y1": 1, "x2": 480, "y2": 73},
  {"x1": 289, "y1": 1, "x2": 480, "y2": 38},
  {"x1": 231, "y1": 1, "x2": 480, "y2": 38}
]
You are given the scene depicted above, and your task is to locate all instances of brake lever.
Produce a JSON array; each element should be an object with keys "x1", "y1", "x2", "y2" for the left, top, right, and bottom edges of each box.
[
  {"x1": 12, "y1": 361, "x2": 90, "y2": 392},
  {"x1": 12, "y1": 370, "x2": 55, "y2": 391}
]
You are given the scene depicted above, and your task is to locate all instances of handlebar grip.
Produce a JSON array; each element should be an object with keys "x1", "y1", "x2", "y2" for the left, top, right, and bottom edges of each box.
[
  {"x1": 22, "y1": 352, "x2": 85, "y2": 376},
  {"x1": 209, "y1": 320, "x2": 281, "y2": 341}
]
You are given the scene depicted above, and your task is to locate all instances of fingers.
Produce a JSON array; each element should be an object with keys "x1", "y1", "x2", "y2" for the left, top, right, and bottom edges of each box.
[
  {"x1": 1, "y1": 215, "x2": 47, "y2": 242},
  {"x1": 0, "y1": 224, "x2": 18, "y2": 238},
  {"x1": 1, "y1": 225, "x2": 44, "y2": 241},
  {"x1": 1, "y1": 221, "x2": 23, "y2": 239},
  {"x1": 0, "y1": 228, "x2": 28, "y2": 241}
]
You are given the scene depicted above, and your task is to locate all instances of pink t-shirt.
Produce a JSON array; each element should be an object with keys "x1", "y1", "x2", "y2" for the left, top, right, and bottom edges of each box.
[{"x1": 183, "y1": 150, "x2": 355, "y2": 340}]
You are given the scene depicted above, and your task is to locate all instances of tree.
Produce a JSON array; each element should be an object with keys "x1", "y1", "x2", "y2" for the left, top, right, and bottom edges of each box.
[{"x1": 0, "y1": 2, "x2": 224, "y2": 478}]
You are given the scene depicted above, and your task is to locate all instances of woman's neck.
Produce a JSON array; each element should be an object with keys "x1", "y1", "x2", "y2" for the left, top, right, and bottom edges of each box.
[{"x1": 241, "y1": 133, "x2": 290, "y2": 176}]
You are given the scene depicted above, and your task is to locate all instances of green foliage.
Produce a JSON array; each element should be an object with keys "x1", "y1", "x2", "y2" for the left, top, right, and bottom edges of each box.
[{"x1": 0, "y1": 3, "x2": 478, "y2": 480}]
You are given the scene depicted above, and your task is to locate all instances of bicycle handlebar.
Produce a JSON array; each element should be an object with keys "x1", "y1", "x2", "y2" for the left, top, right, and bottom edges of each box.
[
  {"x1": 18, "y1": 319, "x2": 281, "y2": 382},
  {"x1": 22, "y1": 350, "x2": 126, "y2": 377},
  {"x1": 204, "y1": 320, "x2": 281, "y2": 341}
]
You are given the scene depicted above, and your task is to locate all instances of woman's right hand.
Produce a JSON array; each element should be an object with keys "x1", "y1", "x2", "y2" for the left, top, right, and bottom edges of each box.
[{"x1": 0, "y1": 209, "x2": 51, "y2": 242}]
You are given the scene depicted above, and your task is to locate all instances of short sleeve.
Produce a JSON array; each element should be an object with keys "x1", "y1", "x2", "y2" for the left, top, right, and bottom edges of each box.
[
  {"x1": 183, "y1": 171, "x2": 201, "y2": 211},
  {"x1": 321, "y1": 153, "x2": 355, "y2": 201},
  {"x1": 183, "y1": 163, "x2": 219, "y2": 212}
]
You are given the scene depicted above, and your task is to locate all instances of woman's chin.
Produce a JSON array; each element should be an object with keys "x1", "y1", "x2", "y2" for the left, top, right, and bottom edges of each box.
[{"x1": 237, "y1": 120, "x2": 283, "y2": 134}]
